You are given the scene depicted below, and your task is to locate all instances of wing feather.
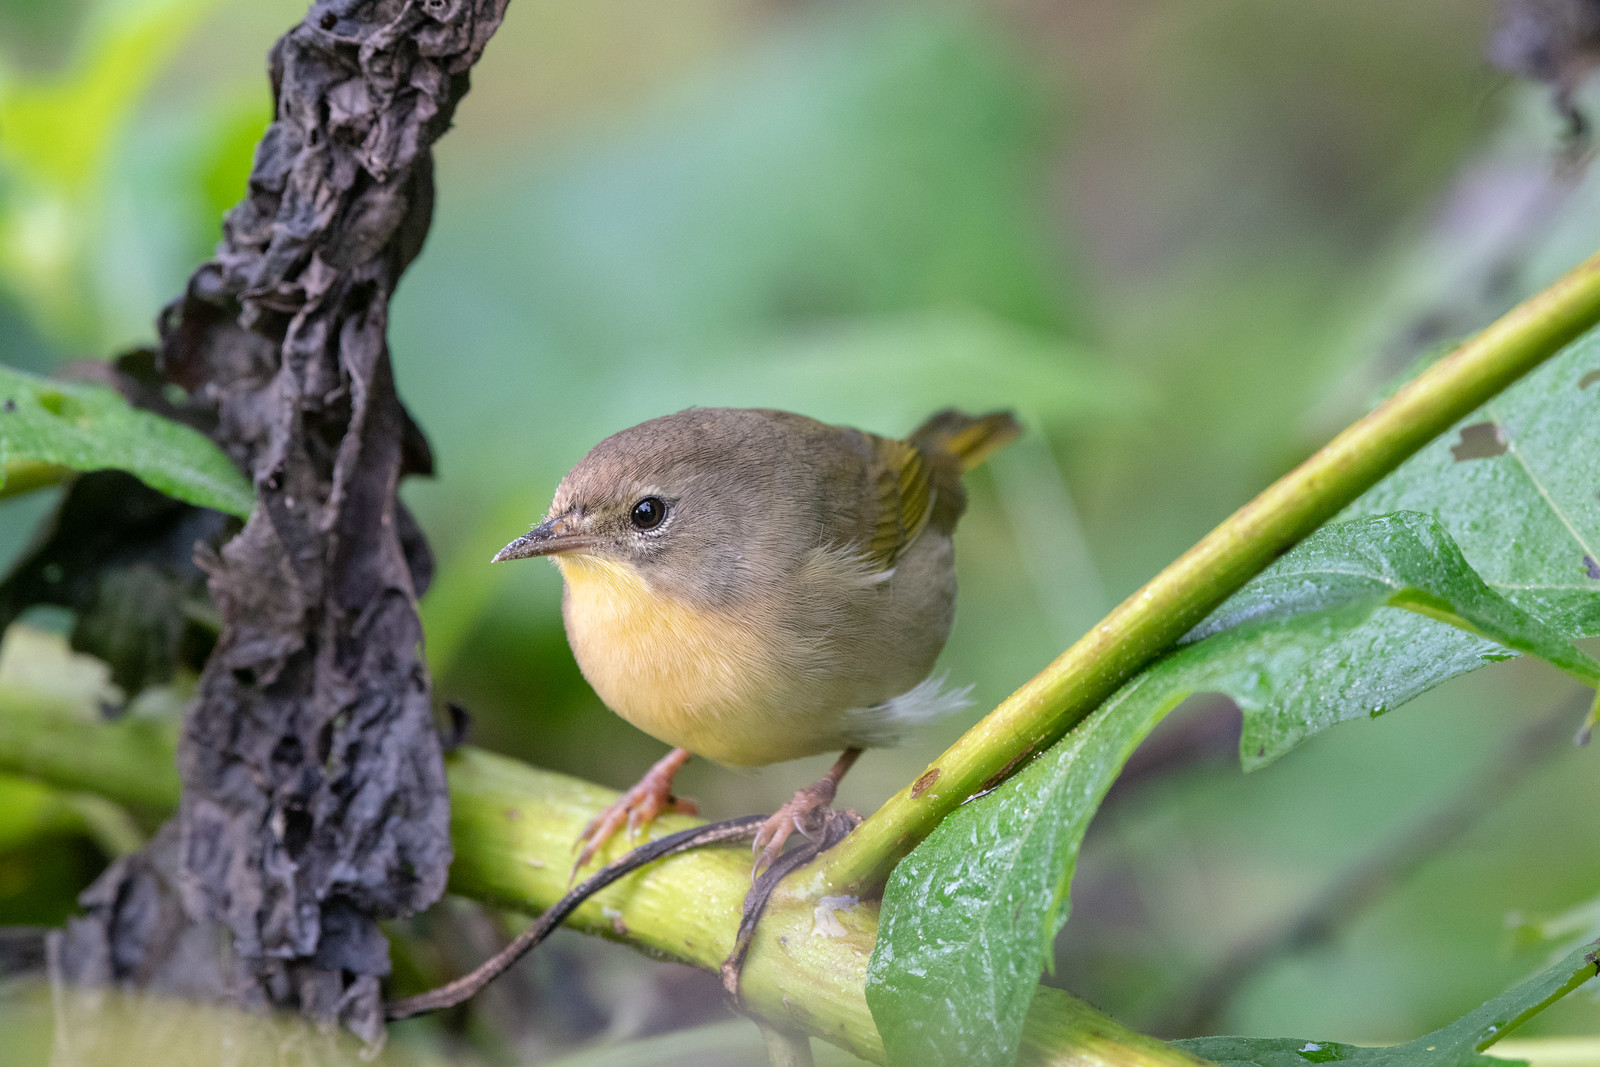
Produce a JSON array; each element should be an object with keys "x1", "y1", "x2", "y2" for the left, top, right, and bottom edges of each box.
[{"x1": 864, "y1": 435, "x2": 934, "y2": 571}]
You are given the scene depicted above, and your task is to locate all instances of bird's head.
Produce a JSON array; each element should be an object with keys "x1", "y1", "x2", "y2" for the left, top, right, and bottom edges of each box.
[{"x1": 493, "y1": 410, "x2": 796, "y2": 605}]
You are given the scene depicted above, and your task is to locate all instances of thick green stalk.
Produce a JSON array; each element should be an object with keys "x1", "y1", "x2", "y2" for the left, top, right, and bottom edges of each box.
[
  {"x1": 0, "y1": 686, "x2": 1206, "y2": 1065},
  {"x1": 0, "y1": 685, "x2": 181, "y2": 815},
  {"x1": 808, "y1": 249, "x2": 1600, "y2": 896},
  {"x1": 447, "y1": 746, "x2": 1208, "y2": 1065}
]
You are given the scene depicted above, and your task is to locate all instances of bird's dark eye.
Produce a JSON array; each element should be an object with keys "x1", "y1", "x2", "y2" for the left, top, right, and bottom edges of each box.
[{"x1": 630, "y1": 496, "x2": 667, "y2": 531}]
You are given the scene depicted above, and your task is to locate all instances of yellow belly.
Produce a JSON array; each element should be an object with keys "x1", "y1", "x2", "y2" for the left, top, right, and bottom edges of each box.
[{"x1": 556, "y1": 555, "x2": 813, "y2": 765}]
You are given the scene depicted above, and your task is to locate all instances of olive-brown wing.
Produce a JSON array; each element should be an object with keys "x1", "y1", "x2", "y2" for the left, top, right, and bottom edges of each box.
[{"x1": 861, "y1": 434, "x2": 936, "y2": 572}]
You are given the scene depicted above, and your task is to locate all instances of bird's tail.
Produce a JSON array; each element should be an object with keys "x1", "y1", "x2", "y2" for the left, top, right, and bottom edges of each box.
[{"x1": 908, "y1": 409, "x2": 1022, "y2": 472}]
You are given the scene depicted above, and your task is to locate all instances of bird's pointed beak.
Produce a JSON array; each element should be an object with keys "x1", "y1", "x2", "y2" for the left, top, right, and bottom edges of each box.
[{"x1": 492, "y1": 512, "x2": 595, "y2": 562}]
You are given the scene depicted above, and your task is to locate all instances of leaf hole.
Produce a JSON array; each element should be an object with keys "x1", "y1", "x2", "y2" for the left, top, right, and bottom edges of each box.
[
  {"x1": 272, "y1": 735, "x2": 304, "y2": 770},
  {"x1": 281, "y1": 804, "x2": 313, "y2": 857},
  {"x1": 1580, "y1": 369, "x2": 1600, "y2": 389},
  {"x1": 316, "y1": 721, "x2": 335, "y2": 766},
  {"x1": 1449, "y1": 421, "x2": 1507, "y2": 461}
]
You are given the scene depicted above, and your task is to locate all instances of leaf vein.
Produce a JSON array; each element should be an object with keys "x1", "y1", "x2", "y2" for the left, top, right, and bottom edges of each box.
[{"x1": 1488, "y1": 400, "x2": 1599, "y2": 562}]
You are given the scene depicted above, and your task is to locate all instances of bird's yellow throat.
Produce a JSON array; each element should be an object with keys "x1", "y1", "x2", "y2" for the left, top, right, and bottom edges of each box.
[{"x1": 553, "y1": 553, "x2": 783, "y2": 765}]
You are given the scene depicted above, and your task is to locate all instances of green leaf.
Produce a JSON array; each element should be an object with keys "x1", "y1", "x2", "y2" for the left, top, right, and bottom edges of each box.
[
  {"x1": 868, "y1": 508, "x2": 1599, "y2": 1066},
  {"x1": 1226, "y1": 327, "x2": 1600, "y2": 768},
  {"x1": 1346, "y1": 339, "x2": 1600, "y2": 637},
  {"x1": 866, "y1": 655, "x2": 1178, "y2": 1066},
  {"x1": 1198, "y1": 509, "x2": 1600, "y2": 767},
  {"x1": 1174, "y1": 940, "x2": 1600, "y2": 1066},
  {"x1": 0, "y1": 364, "x2": 251, "y2": 516}
]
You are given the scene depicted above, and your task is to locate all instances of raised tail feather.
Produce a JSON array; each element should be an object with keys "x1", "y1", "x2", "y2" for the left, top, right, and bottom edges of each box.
[{"x1": 908, "y1": 409, "x2": 1022, "y2": 471}]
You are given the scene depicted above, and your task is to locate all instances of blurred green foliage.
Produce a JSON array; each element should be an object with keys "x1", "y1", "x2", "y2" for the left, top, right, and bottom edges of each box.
[
  {"x1": 1, "y1": 0, "x2": 1599, "y2": 1061},
  {"x1": 0, "y1": 0, "x2": 227, "y2": 347}
]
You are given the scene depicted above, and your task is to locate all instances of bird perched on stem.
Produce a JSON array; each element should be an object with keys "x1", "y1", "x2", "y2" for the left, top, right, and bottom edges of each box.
[{"x1": 494, "y1": 406, "x2": 1020, "y2": 876}]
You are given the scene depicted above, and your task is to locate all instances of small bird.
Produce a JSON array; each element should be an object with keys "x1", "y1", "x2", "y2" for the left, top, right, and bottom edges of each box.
[{"x1": 494, "y1": 406, "x2": 1020, "y2": 875}]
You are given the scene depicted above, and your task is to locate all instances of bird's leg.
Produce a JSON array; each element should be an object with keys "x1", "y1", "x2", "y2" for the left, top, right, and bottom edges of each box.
[
  {"x1": 573, "y1": 747, "x2": 697, "y2": 876},
  {"x1": 751, "y1": 747, "x2": 862, "y2": 878}
]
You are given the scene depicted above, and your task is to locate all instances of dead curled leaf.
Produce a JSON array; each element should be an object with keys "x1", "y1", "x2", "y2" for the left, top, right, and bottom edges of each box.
[{"x1": 53, "y1": 0, "x2": 510, "y2": 1045}]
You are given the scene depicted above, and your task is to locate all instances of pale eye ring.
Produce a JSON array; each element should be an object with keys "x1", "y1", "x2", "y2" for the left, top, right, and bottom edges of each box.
[{"x1": 630, "y1": 496, "x2": 667, "y2": 531}]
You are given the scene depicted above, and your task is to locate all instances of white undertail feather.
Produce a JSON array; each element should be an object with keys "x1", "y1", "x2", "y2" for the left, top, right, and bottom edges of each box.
[{"x1": 842, "y1": 674, "x2": 973, "y2": 749}]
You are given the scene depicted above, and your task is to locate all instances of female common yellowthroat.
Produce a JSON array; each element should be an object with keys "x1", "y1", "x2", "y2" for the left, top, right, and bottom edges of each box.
[{"x1": 494, "y1": 407, "x2": 1019, "y2": 873}]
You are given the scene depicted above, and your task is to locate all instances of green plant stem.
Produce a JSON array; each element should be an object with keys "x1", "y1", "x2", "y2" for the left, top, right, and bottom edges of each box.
[
  {"x1": 0, "y1": 690, "x2": 1208, "y2": 1066},
  {"x1": 757, "y1": 1020, "x2": 815, "y2": 1067},
  {"x1": 0, "y1": 687, "x2": 181, "y2": 815},
  {"x1": 808, "y1": 249, "x2": 1600, "y2": 897},
  {"x1": 449, "y1": 748, "x2": 1208, "y2": 1065}
]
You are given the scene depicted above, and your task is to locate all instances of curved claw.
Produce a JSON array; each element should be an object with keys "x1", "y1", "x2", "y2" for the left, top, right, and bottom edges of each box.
[
  {"x1": 750, "y1": 812, "x2": 794, "y2": 880},
  {"x1": 570, "y1": 749, "x2": 696, "y2": 882},
  {"x1": 571, "y1": 803, "x2": 630, "y2": 879},
  {"x1": 750, "y1": 782, "x2": 836, "y2": 880}
]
